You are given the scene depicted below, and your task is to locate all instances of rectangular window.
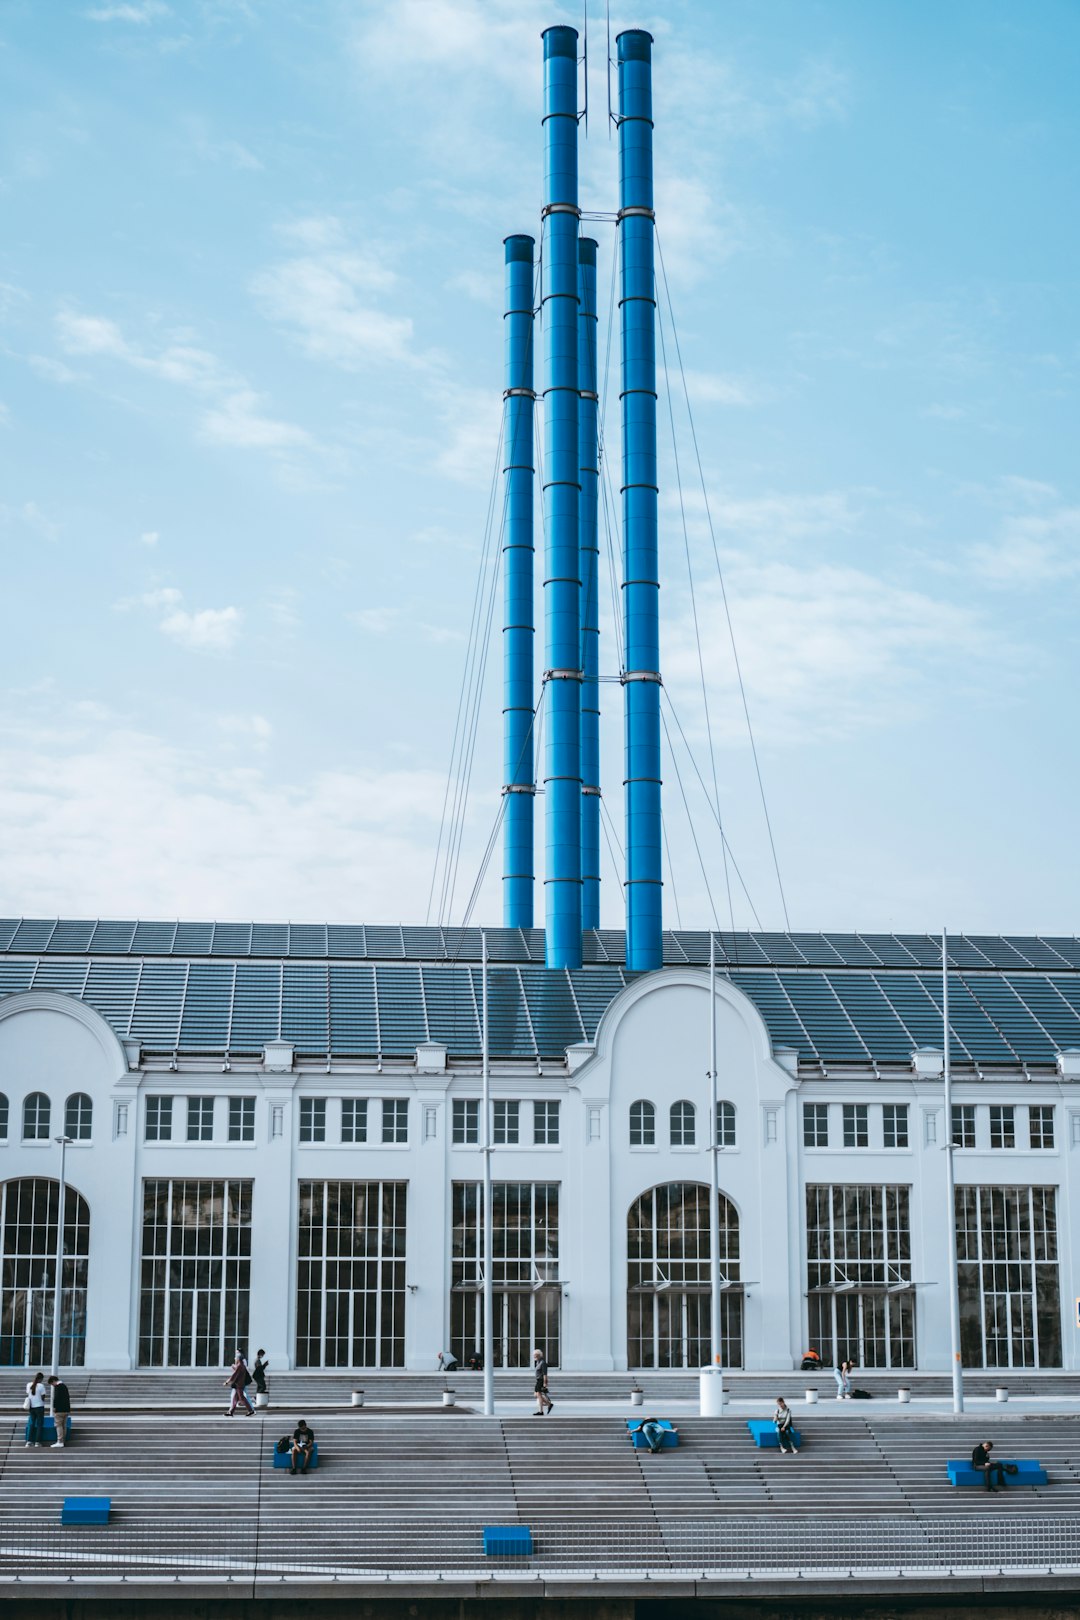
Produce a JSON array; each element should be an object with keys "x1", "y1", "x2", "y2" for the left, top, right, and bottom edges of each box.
[
  {"x1": 803, "y1": 1103, "x2": 829, "y2": 1148},
  {"x1": 883, "y1": 1104, "x2": 909, "y2": 1149},
  {"x1": 951, "y1": 1104, "x2": 976, "y2": 1149},
  {"x1": 341, "y1": 1099, "x2": 368, "y2": 1144},
  {"x1": 145, "y1": 1096, "x2": 173, "y2": 1142},
  {"x1": 299, "y1": 1098, "x2": 327, "y2": 1144},
  {"x1": 228, "y1": 1097, "x2": 255, "y2": 1143},
  {"x1": 1029, "y1": 1105, "x2": 1055, "y2": 1150},
  {"x1": 138, "y1": 1179, "x2": 252, "y2": 1367},
  {"x1": 296, "y1": 1181, "x2": 407, "y2": 1369},
  {"x1": 806, "y1": 1183, "x2": 915, "y2": 1369},
  {"x1": 955, "y1": 1184, "x2": 1061, "y2": 1368},
  {"x1": 452, "y1": 1099, "x2": 480, "y2": 1145},
  {"x1": 382, "y1": 1099, "x2": 408, "y2": 1144},
  {"x1": 451, "y1": 1181, "x2": 560, "y2": 1368},
  {"x1": 534, "y1": 1100, "x2": 560, "y2": 1145},
  {"x1": 989, "y1": 1105, "x2": 1015, "y2": 1150},
  {"x1": 716, "y1": 1102, "x2": 736, "y2": 1148},
  {"x1": 0, "y1": 1093, "x2": 7, "y2": 1140},
  {"x1": 842, "y1": 1104, "x2": 869, "y2": 1148},
  {"x1": 629, "y1": 1102, "x2": 655, "y2": 1147},
  {"x1": 186, "y1": 1097, "x2": 215, "y2": 1142},
  {"x1": 493, "y1": 1100, "x2": 520, "y2": 1145}
]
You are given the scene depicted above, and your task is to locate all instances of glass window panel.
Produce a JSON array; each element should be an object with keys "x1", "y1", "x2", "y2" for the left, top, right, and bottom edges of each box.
[
  {"x1": 145, "y1": 1096, "x2": 173, "y2": 1142},
  {"x1": 842, "y1": 1104, "x2": 869, "y2": 1148},
  {"x1": 299, "y1": 1098, "x2": 327, "y2": 1144},
  {"x1": 381, "y1": 1099, "x2": 408, "y2": 1144},
  {"x1": 803, "y1": 1102, "x2": 828, "y2": 1148},
  {"x1": 227, "y1": 1097, "x2": 255, "y2": 1143},
  {"x1": 716, "y1": 1101, "x2": 736, "y2": 1148},
  {"x1": 137, "y1": 1179, "x2": 251, "y2": 1366},
  {"x1": 64, "y1": 1093, "x2": 93, "y2": 1141},
  {"x1": 533, "y1": 1100, "x2": 560, "y2": 1145},
  {"x1": 22, "y1": 1092, "x2": 51, "y2": 1141},
  {"x1": 1029, "y1": 1105, "x2": 1055, "y2": 1150},
  {"x1": 989, "y1": 1105, "x2": 1015, "y2": 1150},
  {"x1": 882, "y1": 1104, "x2": 908, "y2": 1149},
  {"x1": 341, "y1": 1098, "x2": 368, "y2": 1144},
  {"x1": 670, "y1": 1101, "x2": 695, "y2": 1147},
  {"x1": 452, "y1": 1099, "x2": 479, "y2": 1145},
  {"x1": 630, "y1": 1100, "x2": 655, "y2": 1147}
]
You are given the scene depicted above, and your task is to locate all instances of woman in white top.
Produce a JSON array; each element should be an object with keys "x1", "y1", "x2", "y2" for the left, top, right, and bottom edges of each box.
[{"x1": 25, "y1": 1371, "x2": 47, "y2": 1447}]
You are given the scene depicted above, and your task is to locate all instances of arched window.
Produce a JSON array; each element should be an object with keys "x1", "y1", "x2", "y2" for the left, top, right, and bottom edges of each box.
[
  {"x1": 716, "y1": 1101, "x2": 736, "y2": 1148},
  {"x1": 65, "y1": 1094, "x2": 93, "y2": 1141},
  {"x1": 670, "y1": 1100, "x2": 695, "y2": 1147},
  {"x1": 0, "y1": 1178, "x2": 90, "y2": 1365},
  {"x1": 630, "y1": 1100, "x2": 656, "y2": 1147},
  {"x1": 0, "y1": 1094, "x2": 8, "y2": 1141},
  {"x1": 22, "y1": 1093, "x2": 50, "y2": 1142},
  {"x1": 627, "y1": 1182, "x2": 742, "y2": 1368}
]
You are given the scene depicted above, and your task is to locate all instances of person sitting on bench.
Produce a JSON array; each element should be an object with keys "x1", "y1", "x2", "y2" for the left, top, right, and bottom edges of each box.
[
  {"x1": 972, "y1": 1440, "x2": 1006, "y2": 1492},
  {"x1": 774, "y1": 1397, "x2": 799, "y2": 1454},
  {"x1": 632, "y1": 1416, "x2": 676, "y2": 1453},
  {"x1": 290, "y1": 1420, "x2": 315, "y2": 1476}
]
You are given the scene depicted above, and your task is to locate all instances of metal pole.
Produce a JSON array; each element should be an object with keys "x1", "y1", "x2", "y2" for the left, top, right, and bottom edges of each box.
[
  {"x1": 708, "y1": 935, "x2": 722, "y2": 1387},
  {"x1": 481, "y1": 931, "x2": 495, "y2": 1416},
  {"x1": 617, "y1": 29, "x2": 662, "y2": 970},
  {"x1": 942, "y1": 927, "x2": 965, "y2": 1413},
  {"x1": 51, "y1": 1135, "x2": 70, "y2": 1377}
]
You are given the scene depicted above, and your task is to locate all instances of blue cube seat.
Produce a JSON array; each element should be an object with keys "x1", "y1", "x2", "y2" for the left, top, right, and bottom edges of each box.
[
  {"x1": 747, "y1": 1419, "x2": 801, "y2": 1449},
  {"x1": 61, "y1": 1497, "x2": 110, "y2": 1526},
  {"x1": 43, "y1": 1415, "x2": 73, "y2": 1443},
  {"x1": 626, "y1": 1418, "x2": 679, "y2": 1449},
  {"x1": 483, "y1": 1525, "x2": 533, "y2": 1556},
  {"x1": 947, "y1": 1458, "x2": 1046, "y2": 1486},
  {"x1": 272, "y1": 1441, "x2": 319, "y2": 1470}
]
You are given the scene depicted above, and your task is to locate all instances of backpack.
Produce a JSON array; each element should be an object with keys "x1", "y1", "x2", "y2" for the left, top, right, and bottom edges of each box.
[
  {"x1": 275, "y1": 1436, "x2": 291, "y2": 1454},
  {"x1": 850, "y1": 1388, "x2": 872, "y2": 1400}
]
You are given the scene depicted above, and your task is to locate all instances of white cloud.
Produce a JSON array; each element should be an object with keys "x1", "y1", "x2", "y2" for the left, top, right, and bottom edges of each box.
[
  {"x1": 199, "y1": 390, "x2": 312, "y2": 450},
  {"x1": 252, "y1": 224, "x2": 413, "y2": 369},
  {"x1": 350, "y1": 607, "x2": 398, "y2": 635},
  {"x1": 85, "y1": 1, "x2": 170, "y2": 21},
  {"x1": 29, "y1": 354, "x2": 82, "y2": 384},
  {"x1": 432, "y1": 384, "x2": 501, "y2": 485},
  {"x1": 666, "y1": 562, "x2": 992, "y2": 744},
  {"x1": 667, "y1": 486, "x2": 863, "y2": 547},
  {"x1": 218, "y1": 713, "x2": 273, "y2": 746},
  {"x1": 969, "y1": 500, "x2": 1080, "y2": 587},
  {"x1": 55, "y1": 309, "x2": 227, "y2": 389},
  {"x1": 681, "y1": 370, "x2": 762, "y2": 407},
  {"x1": 115, "y1": 587, "x2": 241, "y2": 651},
  {"x1": 0, "y1": 698, "x2": 453, "y2": 921},
  {"x1": 139, "y1": 530, "x2": 159, "y2": 547},
  {"x1": 923, "y1": 402, "x2": 967, "y2": 420},
  {"x1": 159, "y1": 605, "x2": 241, "y2": 651},
  {"x1": 0, "y1": 402, "x2": 9, "y2": 427}
]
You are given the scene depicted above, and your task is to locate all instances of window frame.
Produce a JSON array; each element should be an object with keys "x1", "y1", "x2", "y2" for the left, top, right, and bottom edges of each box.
[
  {"x1": 715, "y1": 1101, "x2": 736, "y2": 1149},
  {"x1": 186, "y1": 1096, "x2": 215, "y2": 1143},
  {"x1": 533, "y1": 1100, "x2": 560, "y2": 1146},
  {"x1": 299, "y1": 1097, "x2": 328, "y2": 1145},
  {"x1": 989, "y1": 1104, "x2": 1016, "y2": 1150},
  {"x1": 670, "y1": 1099, "x2": 696, "y2": 1148},
  {"x1": 452, "y1": 1098, "x2": 479, "y2": 1146},
  {"x1": 144, "y1": 1095, "x2": 173, "y2": 1143},
  {"x1": 493, "y1": 1099, "x2": 520, "y2": 1146},
  {"x1": 341, "y1": 1098, "x2": 369, "y2": 1145},
  {"x1": 1029, "y1": 1104, "x2": 1055, "y2": 1151},
  {"x1": 882, "y1": 1103, "x2": 909, "y2": 1150},
  {"x1": 228, "y1": 1096, "x2": 256, "y2": 1143},
  {"x1": 951, "y1": 1103, "x2": 976, "y2": 1149},
  {"x1": 381, "y1": 1098, "x2": 409, "y2": 1145},
  {"x1": 629, "y1": 1100, "x2": 656, "y2": 1148},
  {"x1": 803, "y1": 1102, "x2": 829, "y2": 1149},
  {"x1": 64, "y1": 1092, "x2": 93, "y2": 1142}
]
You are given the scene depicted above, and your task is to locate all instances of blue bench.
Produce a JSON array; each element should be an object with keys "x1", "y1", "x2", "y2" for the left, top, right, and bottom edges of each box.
[
  {"x1": 626, "y1": 1418, "x2": 679, "y2": 1450},
  {"x1": 947, "y1": 1458, "x2": 1046, "y2": 1487},
  {"x1": 43, "y1": 1415, "x2": 73, "y2": 1444},
  {"x1": 748, "y1": 1419, "x2": 801, "y2": 1449},
  {"x1": 272, "y1": 1442, "x2": 319, "y2": 1470},
  {"x1": 483, "y1": 1525, "x2": 533, "y2": 1556},
  {"x1": 61, "y1": 1497, "x2": 110, "y2": 1526}
]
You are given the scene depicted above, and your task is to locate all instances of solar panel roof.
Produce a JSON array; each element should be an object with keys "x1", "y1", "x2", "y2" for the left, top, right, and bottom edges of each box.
[{"x1": 4, "y1": 921, "x2": 1080, "y2": 1067}]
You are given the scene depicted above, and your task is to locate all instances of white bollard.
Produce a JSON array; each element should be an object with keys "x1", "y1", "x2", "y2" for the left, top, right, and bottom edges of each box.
[
  {"x1": 442, "y1": 1390, "x2": 456, "y2": 1407},
  {"x1": 897, "y1": 1388, "x2": 911, "y2": 1404},
  {"x1": 351, "y1": 1390, "x2": 365, "y2": 1407},
  {"x1": 804, "y1": 1388, "x2": 819, "y2": 1405},
  {"x1": 996, "y1": 1386, "x2": 1009, "y2": 1403},
  {"x1": 254, "y1": 1391, "x2": 269, "y2": 1409},
  {"x1": 630, "y1": 1388, "x2": 644, "y2": 1407},
  {"x1": 699, "y1": 1367, "x2": 726, "y2": 1416}
]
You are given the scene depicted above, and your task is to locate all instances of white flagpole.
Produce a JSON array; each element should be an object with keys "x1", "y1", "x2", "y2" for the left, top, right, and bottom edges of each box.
[
  {"x1": 942, "y1": 927, "x2": 964, "y2": 1413},
  {"x1": 481, "y1": 931, "x2": 495, "y2": 1416},
  {"x1": 708, "y1": 934, "x2": 723, "y2": 1393}
]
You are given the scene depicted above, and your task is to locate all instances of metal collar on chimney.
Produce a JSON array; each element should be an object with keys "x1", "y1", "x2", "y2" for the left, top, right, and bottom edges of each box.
[
  {"x1": 542, "y1": 202, "x2": 582, "y2": 218},
  {"x1": 617, "y1": 206, "x2": 655, "y2": 220},
  {"x1": 621, "y1": 670, "x2": 662, "y2": 684}
]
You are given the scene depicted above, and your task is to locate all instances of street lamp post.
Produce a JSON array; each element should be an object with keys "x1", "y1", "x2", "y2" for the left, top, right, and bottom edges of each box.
[{"x1": 51, "y1": 1135, "x2": 73, "y2": 1377}]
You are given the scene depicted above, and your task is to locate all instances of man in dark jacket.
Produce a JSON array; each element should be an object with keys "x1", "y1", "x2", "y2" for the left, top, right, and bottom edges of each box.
[
  {"x1": 48, "y1": 1375, "x2": 71, "y2": 1449},
  {"x1": 972, "y1": 1440, "x2": 1006, "y2": 1492}
]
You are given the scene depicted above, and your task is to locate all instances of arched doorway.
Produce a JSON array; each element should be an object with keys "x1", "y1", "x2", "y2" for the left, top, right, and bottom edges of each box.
[
  {"x1": 627, "y1": 1182, "x2": 742, "y2": 1369},
  {"x1": 0, "y1": 1178, "x2": 90, "y2": 1366}
]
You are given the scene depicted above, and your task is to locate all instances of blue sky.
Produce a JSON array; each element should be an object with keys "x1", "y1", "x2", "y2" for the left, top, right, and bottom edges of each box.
[{"x1": 1, "y1": 0, "x2": 1078, "y2": 934}]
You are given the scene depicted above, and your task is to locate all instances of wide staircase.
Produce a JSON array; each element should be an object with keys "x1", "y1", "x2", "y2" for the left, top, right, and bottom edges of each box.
[{"x1": 1, "y1": 1410, "x2": 1078, "y2": 1578}]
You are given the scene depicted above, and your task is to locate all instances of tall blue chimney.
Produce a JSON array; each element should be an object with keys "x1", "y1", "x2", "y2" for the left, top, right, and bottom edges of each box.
[
  {"x1": 502, "y1": 234, "x2": 537, "y2": 928},
  {"x1": 541, "y1": 25, "x2": 583, "y2": 969},
  {"x1": 618, "y1": 29, "x2": 663, "y2": 970},
  {"x1": 578, "y1": 237, "x2": 601, "y2": 930}
]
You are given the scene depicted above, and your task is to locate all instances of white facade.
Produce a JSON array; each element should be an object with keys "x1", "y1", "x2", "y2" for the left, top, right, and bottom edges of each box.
[{"x1": 1, "y1": 972, "x2": 1077, "y2": 1371}]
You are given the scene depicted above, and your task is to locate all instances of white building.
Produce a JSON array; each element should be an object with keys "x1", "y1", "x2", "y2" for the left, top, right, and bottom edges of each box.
[{"x1": 1, "y1": 920, "x2": 1078, "y2": 1374}]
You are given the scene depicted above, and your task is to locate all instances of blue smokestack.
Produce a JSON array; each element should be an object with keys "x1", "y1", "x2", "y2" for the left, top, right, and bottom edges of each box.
[
  {"x1": 578, "y1": 236, "x2": 601, "y2": 930},
  {"x1": 502, "y1": 233, "x2": 537, "y2": 928},
  {"x1": 618, "y1": 29, "x2": 663, "y2": 970},
  {"x1": 541, "y1": 24, "x2": 583, "y2": 969}
]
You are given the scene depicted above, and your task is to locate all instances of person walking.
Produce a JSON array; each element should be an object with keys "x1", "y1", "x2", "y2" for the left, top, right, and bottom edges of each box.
[
  {"x1": 289, "y1": 1419, "x2": 316, "y2": 1475},
  {"x1": 224, "y1": 1352, "x2": 254, "y2": 1416},
  {"x1": 48, "y1": 1374, "x2": 71, "y2": 1448},
  {"x1": 532, "y1": 1348, "x2": 553, "y2": 1415},
  {"x1": 971, "y1": 1439, "x2": 1006, "y2": 1493},
  {"x1": 252, "y1": 1350, "x2": 269, "y2": 1400},
  {"x1": 24, "y1": 1372, "x2": 47, "y2": 1447},
  {"x1": 774, "y1": 1396, "x2": 799, "y2": 1454}
]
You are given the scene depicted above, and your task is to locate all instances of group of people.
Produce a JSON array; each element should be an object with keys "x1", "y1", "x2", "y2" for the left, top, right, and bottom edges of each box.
[
  {"x1": 23, "y1": 1371, "x2": 71, "y2": 1449},
  {"x1": 223, "y1": 1348, "x2": 269, "y2": 1415},
  {"x1": 436, "y1": 1348, "x2": 553, "y2": 1412}
]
